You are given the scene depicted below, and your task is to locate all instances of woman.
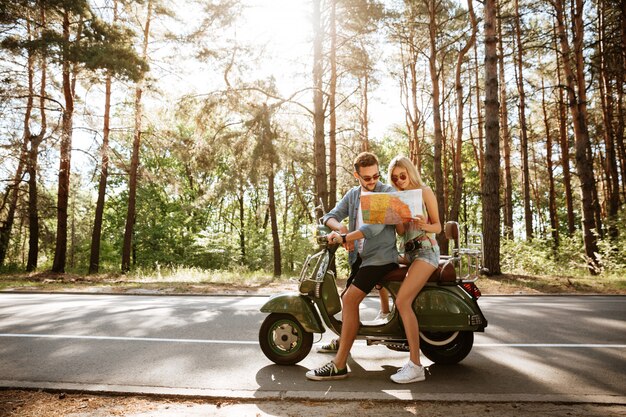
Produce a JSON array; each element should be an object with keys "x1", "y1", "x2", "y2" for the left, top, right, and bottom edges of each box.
[{"x1": 387, "y1": 155, "x2": 441, "y2": 383}]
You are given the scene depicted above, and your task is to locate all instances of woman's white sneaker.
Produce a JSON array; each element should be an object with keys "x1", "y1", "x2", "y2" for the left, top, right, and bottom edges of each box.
[{"x1": 390, "y1": 361, "x2": 425, "y2": 384}]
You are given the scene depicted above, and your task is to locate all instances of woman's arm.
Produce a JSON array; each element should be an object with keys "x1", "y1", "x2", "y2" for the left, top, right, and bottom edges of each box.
[{"x1": 422, "y1": 187, "x2": 442, "y2": 234}]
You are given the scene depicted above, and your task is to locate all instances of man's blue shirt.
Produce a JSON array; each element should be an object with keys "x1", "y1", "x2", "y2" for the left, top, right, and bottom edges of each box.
[{"x1": 322, "y1": 181, "x2": 399, "y2": 268}]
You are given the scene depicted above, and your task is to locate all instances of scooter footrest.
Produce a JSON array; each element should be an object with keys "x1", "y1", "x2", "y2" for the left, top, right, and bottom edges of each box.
[{"x1": 365, "y1": 338, "x2": 410, "y2": 352}]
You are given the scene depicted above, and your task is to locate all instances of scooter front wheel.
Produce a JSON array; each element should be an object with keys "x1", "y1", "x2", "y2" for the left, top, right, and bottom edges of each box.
[
  {"x1": 420, "y1": 330, "x2": 474, "y2": 364},
  {"x1": 259, "y1": 313, "x2": 313, "y2": 365}
]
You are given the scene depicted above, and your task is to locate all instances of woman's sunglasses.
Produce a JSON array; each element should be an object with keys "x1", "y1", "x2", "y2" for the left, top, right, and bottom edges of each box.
[{"x1": 391, "y1": 173, "x2": 408, "y2": 183}]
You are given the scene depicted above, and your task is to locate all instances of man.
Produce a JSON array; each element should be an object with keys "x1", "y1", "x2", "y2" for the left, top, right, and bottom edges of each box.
[{"x1": 306, "y1": 152, "x2": 399, "y2": 380}]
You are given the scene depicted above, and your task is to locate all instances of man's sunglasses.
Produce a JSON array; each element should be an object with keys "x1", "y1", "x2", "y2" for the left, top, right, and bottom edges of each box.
[
  {"x1": 391, "y1": 173, "x2": 408, "y2": 183},
  {"x1": 358, "y1": 173, "x2": 380, "y2": 182}
]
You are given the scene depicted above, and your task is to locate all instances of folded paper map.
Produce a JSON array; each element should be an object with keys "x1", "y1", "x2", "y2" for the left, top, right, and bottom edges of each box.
[{"x1": 361, "y1": 189, "x2": 423, "y2": 224}]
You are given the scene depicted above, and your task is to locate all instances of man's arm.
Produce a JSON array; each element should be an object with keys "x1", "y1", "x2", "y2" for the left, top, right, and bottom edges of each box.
[
  {"x1": 322, "y1": 188, "x2": 352, "y2": 232},
  {"x1": 325, "y1": 217, "x2": 348, "y2": 234}
]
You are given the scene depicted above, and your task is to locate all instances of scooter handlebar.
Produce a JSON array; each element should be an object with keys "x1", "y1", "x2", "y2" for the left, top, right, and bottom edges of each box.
[{"x1": 316, "y1": 236, "x2": 328, "y2": 246}]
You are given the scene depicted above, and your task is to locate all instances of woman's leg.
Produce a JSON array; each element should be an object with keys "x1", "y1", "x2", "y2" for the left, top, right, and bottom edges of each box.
[
  {"x1": 378, "y1": 287, "x2": 390, "y2": 314},
  {"x1": 395, "y1": 260, "x2": 436, "y2": 365}
]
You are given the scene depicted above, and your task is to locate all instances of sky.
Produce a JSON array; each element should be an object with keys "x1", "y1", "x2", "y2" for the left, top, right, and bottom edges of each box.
[
  {"x1": 157, "y1": 0, "x2": 404, "y2": 139},
  {"x1": 237, "y1": 0, "x2": 404, "y2": 139}
]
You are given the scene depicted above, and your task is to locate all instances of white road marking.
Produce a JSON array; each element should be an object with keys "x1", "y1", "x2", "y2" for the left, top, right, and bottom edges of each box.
[
  {"x1": 475, "y1": 343, "x2": 626, "y2": 348},
  {"x1": 0, "y1": 333, "x2": 258, "y2": 344},
  {"x1": 1, "y1": 333, "x2": 625, "y2": 348}
]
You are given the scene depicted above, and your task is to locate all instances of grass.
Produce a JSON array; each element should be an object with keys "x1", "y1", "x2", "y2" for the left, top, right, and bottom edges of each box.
[
  {"x1": 479, "y1": 273, "x2": 626, "y2": 295},
  {"x1": 0, "y1": 265, "x2": 624, "y2": 295},
  {"x1": 0, "y1": 266, "x2": 300, "y2": 295}
]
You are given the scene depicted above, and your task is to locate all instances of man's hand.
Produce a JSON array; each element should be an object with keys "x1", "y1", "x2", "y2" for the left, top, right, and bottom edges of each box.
[
  {"x1": 327, "y1": 231, "x2": 354, "y2": 251},
  {"x1": 327, "y1": 231, "x2": 343, "y2": 245}
]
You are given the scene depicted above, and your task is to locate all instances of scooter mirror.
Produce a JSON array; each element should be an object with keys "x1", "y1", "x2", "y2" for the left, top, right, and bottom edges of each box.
[{"x1": 317, "y1": 225, "x2": 331, "y2": 236}]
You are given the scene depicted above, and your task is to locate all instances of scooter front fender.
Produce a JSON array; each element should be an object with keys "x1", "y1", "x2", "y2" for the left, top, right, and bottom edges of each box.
[{"x1": 260, "y1": 293, "x2": 325, "y2": 334}]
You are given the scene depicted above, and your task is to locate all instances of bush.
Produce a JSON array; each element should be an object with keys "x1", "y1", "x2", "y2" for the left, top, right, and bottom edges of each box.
[{"x1": 501, "y1": 226, "x2": 626, "y2": 277}]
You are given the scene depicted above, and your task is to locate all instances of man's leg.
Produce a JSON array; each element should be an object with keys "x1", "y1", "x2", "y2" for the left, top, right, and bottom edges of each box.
[
  {"x1": 307, "y1": 262, "x2": 396, "y2": 380},
  {"x1": 319, "y1": 257, "x2": 361, "y2": 353},
  {"x1": 332, "y1": 284, "x2": 367, "y2": 369}
]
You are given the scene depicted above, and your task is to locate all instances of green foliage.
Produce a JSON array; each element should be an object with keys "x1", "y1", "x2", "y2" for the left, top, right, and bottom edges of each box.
[
  {"x1": 369, "y1": 131, "x2": 409, "y2": 179},
  {"x1": 0, "y1": 0, "x2": 147, "y2": 82},
  {"x1": 501, "y1": 238, "x2": 560, "y2": 275},
  {"x1": 501, "y1": 219, "x2": 626, "y2": 278}
]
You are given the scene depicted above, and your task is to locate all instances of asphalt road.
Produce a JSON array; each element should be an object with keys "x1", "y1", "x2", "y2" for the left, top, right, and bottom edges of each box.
[{"x1": 0, "y1": 293, "x2": 624, "y2": 404}]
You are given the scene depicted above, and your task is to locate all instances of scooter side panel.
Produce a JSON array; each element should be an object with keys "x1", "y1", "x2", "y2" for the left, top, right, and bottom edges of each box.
[
  {"x1": 260, "y1": 293, "x2": 325, "y2": 334},
  {"x1": 414, "y1": 285, "x2": 486, "y2": 331},
  {"x1": 321, "y1": 272, "x2": 342, "y2": 316}
]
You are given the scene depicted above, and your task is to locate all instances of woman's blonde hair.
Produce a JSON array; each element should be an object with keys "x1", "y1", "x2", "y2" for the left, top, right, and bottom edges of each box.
[{"x1": 387, "y1": 155, "x2": 424, "y2": 189}]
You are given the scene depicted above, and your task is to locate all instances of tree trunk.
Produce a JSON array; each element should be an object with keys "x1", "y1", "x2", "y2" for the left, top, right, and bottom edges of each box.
[
  {"x1": 398, "y1": 16, "x2": 422, "y2": 170},
  {"x1": 90, "y1": 1, "x2": 118, "y2": 274},
  {"x1": 27, "y1": 11, "x2": 47, "y2": 271},
  {"x1": 467, "y1": 80, "x2": 481, "y2": 186},
  {"x1": 617, "y1": 75, "x2": 626, "y2": 201},
  {"x1": 482, "y1": 0, "x2": 501, "y2": 275},
  {"x1": 268, "y1": 170, "x2": 281, "y2": 277},
  {"x1": 529, "y1": 143, "x2": 545, "y2": 235},
  {"x1": 360, "y1": 71, "x2": 370, "y2": 153},
  {"x1": 598, "y1": 0, "x2": 619, "y2": 239},
  {"x1": 328, "y1": 0, "x2": 337, "y2": 209},
  {"x1": 590, "y1": 141, "x2": 603, "y2": 239},
  {"x1": 122, "y1": 0, "x2": 152, "y2": 272},
  {"x1": 552, "y1": 0, "x2": 599, "y2": 273},
  {"x1": 617, "y1": 0, "x2": 626, "y2": 200},
  {"x1": 312, "y1": 0, "x2": 327, "y2": 217},
  {"x1": 426, "y1": 0, "x2": 446, "y2": 237},
  {"x1": 497, "y1": 3, "x2": 513, "y2": 239},
  {"x1": 238, "y1": 185, "x2": 245, "y2": 264},
  {"x1": 541, "y1": 76, "x2": 559, "y2": 250},
  {"x1": 450, "y1": 0, "x2": 477, "y2": 223},
  {"x1": 554, "y1": 17, "x2": 576, "y2": 235},
  {"x1": 513, "y1": 0, "x2": 532, "y2": 240},
  {"x1": 89, "y1": 71, "x2": 112, "y2": 274},
  {"x1": 51, "y1": 9, "x2": 75, "y2": 273},
  {"x1": 473, "y1": 41, "x2": 485, "y2": 185}
]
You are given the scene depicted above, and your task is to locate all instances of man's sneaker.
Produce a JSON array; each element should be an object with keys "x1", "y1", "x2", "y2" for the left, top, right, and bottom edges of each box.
[
  {"x1": 390, "y1": 361, "x2": 425, "y2": 384},
  {"x1": 317, "y1": 338, "x2": 339, "y2": 353},
  {"x1": 374, "y1": 310, "x2": 391, "y2": 321},
  {"x1": 306, "y1": 361, "x2": 348, "y2": 381}
]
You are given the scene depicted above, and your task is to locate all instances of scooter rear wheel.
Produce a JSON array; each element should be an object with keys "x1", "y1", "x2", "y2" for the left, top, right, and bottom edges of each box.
[
  {"x1": 259, "y1": 313, "x2": 313, "y2": 365},
  {"x1": 420, "y1": 330, "x2": 474, "y2": 364}
]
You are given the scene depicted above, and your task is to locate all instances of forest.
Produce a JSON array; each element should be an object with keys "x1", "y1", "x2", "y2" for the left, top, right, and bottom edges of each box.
[{"x1": 0, "y1": 0, "x2": 624, "y2": 279}]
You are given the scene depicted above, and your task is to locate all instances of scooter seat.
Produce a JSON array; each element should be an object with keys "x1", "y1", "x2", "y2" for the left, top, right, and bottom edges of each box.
[{"x1": 383, "y1": 259, "x2": 456, "y2": 284}]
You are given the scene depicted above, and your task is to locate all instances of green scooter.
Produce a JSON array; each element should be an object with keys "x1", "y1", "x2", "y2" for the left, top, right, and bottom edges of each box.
[{"x1": 258, "y1": 221, "x2": 488, "y2": 365}]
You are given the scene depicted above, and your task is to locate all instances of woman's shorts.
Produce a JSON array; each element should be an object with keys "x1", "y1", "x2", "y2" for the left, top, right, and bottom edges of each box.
[{"x1": 404, "y1": 245, "x2": 440, "y2": 268}]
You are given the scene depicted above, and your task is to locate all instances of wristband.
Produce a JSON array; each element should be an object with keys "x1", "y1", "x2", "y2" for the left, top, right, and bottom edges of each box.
[{"x1": 341, "y1": 233, "x2": 347, "y2": 244}]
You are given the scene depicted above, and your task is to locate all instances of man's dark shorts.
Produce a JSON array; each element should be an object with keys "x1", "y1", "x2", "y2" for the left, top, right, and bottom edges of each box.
[{"x1": 347, "y1": 256, "x2": 398, "y2": 294}]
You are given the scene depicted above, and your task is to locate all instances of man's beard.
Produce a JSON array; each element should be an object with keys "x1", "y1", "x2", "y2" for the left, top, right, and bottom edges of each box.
[{"x1": 362, "y1": 183, "x2": 376, "y2": 192}]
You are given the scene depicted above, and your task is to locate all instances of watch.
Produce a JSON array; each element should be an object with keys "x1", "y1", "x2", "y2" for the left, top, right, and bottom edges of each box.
[{"x1": 340, "y1": 233, "x2": 347, "y2": 243}]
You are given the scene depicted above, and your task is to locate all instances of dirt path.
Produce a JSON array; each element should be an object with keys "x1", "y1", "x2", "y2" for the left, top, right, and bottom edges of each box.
[{"x1": 1, "y1": 390, "x2": 625, "y2": 417}]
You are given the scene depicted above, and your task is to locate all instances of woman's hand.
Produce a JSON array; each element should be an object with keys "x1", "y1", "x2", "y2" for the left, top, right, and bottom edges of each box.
[{"x1": 409, "y1": 215, "x2": 427, "y2": 230}]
